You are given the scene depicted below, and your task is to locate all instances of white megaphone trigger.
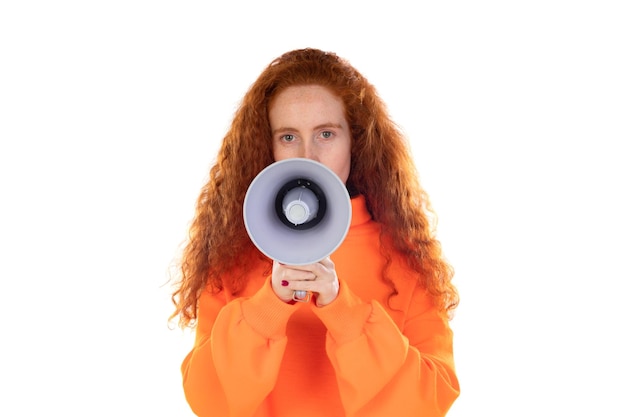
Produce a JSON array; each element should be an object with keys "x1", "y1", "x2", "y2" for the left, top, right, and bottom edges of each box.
[{"x1": 243, "y1": 158, "x2": 352, "y2": 269}]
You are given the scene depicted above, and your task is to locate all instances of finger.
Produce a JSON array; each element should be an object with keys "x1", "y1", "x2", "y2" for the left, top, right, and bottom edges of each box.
[
  {"x1": 288, "y1": 280, "x2": 317, "y2": 293},
  {"x1": 318, "y1": 257, "x2": 335, "y2": 268},
  {"x1": 281, "y1": 266, "x2": 317, "y2": 281},
  {"x1": 280, "y1": 263, "x2": 316, "y2": 273}
]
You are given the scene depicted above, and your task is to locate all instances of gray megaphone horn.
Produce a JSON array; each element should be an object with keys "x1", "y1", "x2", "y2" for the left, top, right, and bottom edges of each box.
[{"x1": 243, "y1": 158, "x2": 352, "y2": 267}]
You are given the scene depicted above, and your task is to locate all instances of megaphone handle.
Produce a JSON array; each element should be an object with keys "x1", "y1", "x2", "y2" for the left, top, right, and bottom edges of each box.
[{"x1": 292, "y1": 290, "x2": 311, "y2": 303}]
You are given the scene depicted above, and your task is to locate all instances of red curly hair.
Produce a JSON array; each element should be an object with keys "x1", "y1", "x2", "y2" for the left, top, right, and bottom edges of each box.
[{"x1": 170, "y1": 48, "x2": 458, "y2": 328}]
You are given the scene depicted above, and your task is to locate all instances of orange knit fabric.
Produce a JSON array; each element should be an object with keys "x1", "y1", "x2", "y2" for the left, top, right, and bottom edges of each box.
[{"x1": 181, "y1": 196, "x2": 459, "y2": 416}]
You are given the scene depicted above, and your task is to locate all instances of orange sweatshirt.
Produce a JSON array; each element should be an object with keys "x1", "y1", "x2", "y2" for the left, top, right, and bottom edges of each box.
[{"x1": 181, "y1": 195, "x2": 459, "y2": 417}]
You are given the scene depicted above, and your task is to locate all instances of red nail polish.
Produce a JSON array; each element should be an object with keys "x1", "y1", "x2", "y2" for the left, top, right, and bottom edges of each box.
[{"x1": 281, "y1": 280, "x2": 289, "y2": 287}]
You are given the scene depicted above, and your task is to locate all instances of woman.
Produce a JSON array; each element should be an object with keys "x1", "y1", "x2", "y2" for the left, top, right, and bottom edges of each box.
[{"x1": 170, "y1": 48, "x2": 460, "y2": 417}]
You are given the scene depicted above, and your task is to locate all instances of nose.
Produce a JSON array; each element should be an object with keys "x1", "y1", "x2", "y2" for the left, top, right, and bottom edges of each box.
[{"x1": 302, "y1": 141, "x2": 319, "y2": 162}]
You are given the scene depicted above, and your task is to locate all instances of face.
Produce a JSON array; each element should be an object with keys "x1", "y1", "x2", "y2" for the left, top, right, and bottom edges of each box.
[{"x1": 269, "y1": 85, "x2": 352, "y2": 184}]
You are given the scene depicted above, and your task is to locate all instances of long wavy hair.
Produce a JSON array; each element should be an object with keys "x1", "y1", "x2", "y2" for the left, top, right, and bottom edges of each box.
[{"x1": 170, "y1": 48, "x2": 458, "y2": 328}]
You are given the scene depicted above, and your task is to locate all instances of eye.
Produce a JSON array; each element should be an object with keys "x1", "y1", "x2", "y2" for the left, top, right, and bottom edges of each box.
[
  {"x1": 320, "y1": 131, "x2": 333, "y2": 139},
  {"x1": 281, "y1": 134, "x2": 296, "y2": 142}
]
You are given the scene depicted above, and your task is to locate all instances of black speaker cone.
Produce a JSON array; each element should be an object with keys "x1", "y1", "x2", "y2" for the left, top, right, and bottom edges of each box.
[{"x1": 275, "y1": 178, "x2": 327, "y2": 230}]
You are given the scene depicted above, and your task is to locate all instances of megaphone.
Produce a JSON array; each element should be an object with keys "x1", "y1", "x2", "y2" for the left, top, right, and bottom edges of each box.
[{"x1": 243, "y1": 158, "x2": 352, "y2": 266}]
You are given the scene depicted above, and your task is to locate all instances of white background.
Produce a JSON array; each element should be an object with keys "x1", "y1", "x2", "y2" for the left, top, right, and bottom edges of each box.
[{"x1": 1, "y1": 1, "x2": 624, "y2": 416}]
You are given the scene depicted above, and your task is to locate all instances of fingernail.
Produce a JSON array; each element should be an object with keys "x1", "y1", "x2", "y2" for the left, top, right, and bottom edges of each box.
[{"x1": 281, "y1": 280, "x2": 289, "y2": 287}]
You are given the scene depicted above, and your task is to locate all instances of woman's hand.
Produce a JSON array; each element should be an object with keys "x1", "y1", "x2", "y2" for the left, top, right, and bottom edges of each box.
[{"x1": 271, "y1": 257, "x2": 339, "y2": 306}]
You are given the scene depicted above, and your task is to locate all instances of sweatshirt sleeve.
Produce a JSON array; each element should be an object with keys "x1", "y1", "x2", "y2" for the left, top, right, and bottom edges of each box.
[
  {"x1": 312, "y1": 279, "x2": 460, "y2": 417},
  {"x1": 181, "y1": 278, "x2": 297, "y2": 417}
]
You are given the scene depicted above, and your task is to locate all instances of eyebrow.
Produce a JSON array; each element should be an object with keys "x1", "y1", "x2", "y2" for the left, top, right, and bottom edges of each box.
[{"x1": 272, "y1": 123, "x2": 345, "y2": 135}]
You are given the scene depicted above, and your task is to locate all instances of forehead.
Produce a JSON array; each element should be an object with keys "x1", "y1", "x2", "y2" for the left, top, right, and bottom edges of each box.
[
  {"x1": 269, "y1": 85, "x2": 345, "y2": 119},
  {"x1": 272, "y1": 84, "x2": 339, "y2": 101}
]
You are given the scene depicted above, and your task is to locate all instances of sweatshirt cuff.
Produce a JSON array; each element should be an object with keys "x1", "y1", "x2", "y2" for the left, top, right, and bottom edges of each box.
[
  {"x1": 312, "y1": 279, "x2": 372, "y2": 345},
  {"x1": 240, "y1": 277, "x2": 298, "y2": 340}
]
